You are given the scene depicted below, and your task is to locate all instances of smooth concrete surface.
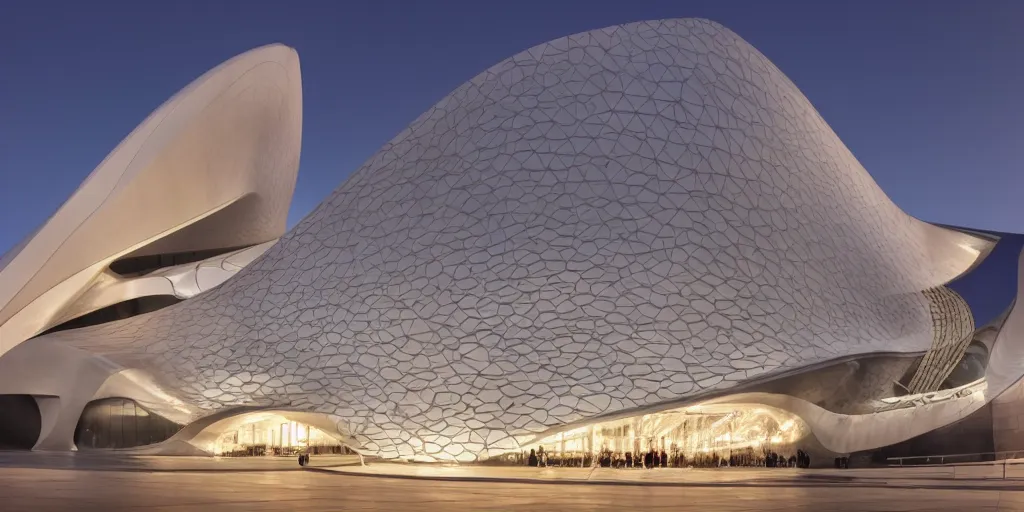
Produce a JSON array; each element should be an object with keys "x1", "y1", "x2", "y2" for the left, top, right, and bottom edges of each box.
[
  {"x1": 5, "y1": 454, "x2": 1024, "y2": 510},
  {"x1": 0, "y1": 451, "x2": 359, "y2": 471}
]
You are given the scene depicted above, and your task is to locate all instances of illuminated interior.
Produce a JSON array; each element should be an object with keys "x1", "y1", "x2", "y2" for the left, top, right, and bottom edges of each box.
[
  {"x1": 211, "y1": 412, "x2": 344, "y2": 456},
  {"x1": 510, "y1": 403, "x2": 809, "y2": 463}
]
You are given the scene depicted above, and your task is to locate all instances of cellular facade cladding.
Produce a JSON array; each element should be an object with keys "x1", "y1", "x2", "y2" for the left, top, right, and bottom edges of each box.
[{"x1": 2, "y1": 19, "x2": 1023, "y2": 462}]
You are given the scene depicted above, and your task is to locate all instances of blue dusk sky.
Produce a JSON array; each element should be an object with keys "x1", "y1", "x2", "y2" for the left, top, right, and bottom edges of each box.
[{"x1": 1, "y1": 0, "x2": 1023, "y2": 256}]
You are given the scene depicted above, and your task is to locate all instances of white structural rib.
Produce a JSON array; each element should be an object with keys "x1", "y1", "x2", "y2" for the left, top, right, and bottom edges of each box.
[{"x1": 0, "y1": 44, "x2": 302, "y2": 356}]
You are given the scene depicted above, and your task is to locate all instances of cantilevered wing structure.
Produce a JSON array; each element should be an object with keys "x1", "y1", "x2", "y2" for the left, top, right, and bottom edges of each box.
[
  {"x1": 1, "y1": 20, "x2": 1022, "y2": 465},
  {"x1": 0, "y1": 43, "x2": 301, "y2": 449}
]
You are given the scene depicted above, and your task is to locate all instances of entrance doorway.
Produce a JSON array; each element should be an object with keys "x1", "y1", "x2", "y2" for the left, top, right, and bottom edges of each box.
[
  {"x1": 0, "y1": 395, "x2": 41, "y2": 450},
  {"x1": 212, "y1": 414, "x2": 350, "y2": 457}
]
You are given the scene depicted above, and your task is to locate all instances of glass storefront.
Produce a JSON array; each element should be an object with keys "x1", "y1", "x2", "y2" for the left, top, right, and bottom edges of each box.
[
  {"x1": 211, "y1": 414, "x2": 348, "y2": 456},
  {"x1": 74, "y1": 398, "x2": 183, "y2": 449},
  {"x1": 495, "y1": 403, "x2": 810, "y2": 467}
]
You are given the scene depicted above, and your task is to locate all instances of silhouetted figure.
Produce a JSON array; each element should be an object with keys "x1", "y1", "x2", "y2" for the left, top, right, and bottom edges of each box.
[
  {"x1": 645, "y1": 449, "x2": 654, "y2": 469},
  {"x1": 625, "y1": 451, "x2": 633, "y2": 468},
  {"x1": 538, "y1": 446, "x2": 546, "y2": 467},
  {"x1": 660, "y1": 450, "x2": 668, "y2": 468},
  {"x1": 528, "y1": 448, "x2": 538, "y2": 467}
]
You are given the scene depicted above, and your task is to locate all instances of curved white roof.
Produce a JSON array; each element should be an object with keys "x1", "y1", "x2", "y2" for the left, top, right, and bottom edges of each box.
[{"x1": 0, "y1": 44, "x2": 302, "y2": 356}]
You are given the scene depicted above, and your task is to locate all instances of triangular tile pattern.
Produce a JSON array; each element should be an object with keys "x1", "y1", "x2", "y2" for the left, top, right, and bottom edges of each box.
[{"x1": 55, "y1": 18, "x2": 986, "y2": 461}]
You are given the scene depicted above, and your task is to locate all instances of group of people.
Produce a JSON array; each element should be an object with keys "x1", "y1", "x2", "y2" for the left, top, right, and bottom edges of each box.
[
  {"x1": 524, "y1": 446, "x2": 812, "y2": 469},
  {"x1": 529, "y1": 447, "x2": 690, "y2": 469},
  {"x1": 686, "y1": 448, "x2": 812, "y2": 469},
  {"x1": 525, "y1": 446, "x2": 592, "y2": 467},
  {"x1": 593, "y1": 449, "x2": 670, "y2": 468}
]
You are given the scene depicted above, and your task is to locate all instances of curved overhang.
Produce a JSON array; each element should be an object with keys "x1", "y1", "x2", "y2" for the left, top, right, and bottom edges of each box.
[
  {"x1": 112, "y1": 406, "x2": 362, "y2": 456},
  {"x1": 0, "y1": 44, "x2": 301, "y2": 356},
  {"x1": 44, "y1": 240, "x2": 276, "y2": 331}
]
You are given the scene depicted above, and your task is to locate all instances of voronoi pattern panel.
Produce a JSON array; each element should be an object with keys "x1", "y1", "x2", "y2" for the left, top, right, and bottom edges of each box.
[{"x1": 54, "y1": 18, "x2": 992, "y2": 461}]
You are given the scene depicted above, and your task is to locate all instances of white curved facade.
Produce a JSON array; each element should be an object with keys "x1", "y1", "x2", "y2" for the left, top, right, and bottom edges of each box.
[
  {"x1": 0, "y1": 43, "x2": 302, "y2": 356},
  {"x1": 0, "y1": 44, "x2": 301, "y2": 450},
  {"x1": 1, "y1": 20, "x2": 1021, "y2": 462}
]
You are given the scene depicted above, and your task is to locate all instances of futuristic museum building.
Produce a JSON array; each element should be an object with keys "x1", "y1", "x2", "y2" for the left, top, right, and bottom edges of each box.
[{"x1": 2, "y1": 18, "x2": 1022, "y2": 466}]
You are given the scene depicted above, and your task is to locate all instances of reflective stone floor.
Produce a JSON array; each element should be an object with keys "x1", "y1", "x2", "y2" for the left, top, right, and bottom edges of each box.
[
  {"x1": 3, "y1": 453, "x2": 1024, "y2": 511},
  {"x1": 325, "y1": 459, "x2": 1024, "y2": 485}
]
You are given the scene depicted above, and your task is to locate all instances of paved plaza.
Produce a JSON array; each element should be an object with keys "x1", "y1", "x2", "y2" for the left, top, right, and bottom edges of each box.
[{"x1": 4, "y1": 453, "x2": 1024, "y2": 511}]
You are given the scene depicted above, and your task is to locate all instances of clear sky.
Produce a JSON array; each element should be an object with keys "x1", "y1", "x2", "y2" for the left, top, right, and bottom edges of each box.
[{"x1": 1, "y1": 0, "x2": 1022, "y2": 255}]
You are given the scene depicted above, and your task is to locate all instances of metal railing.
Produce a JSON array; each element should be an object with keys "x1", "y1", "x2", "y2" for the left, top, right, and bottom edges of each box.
[
  {"x1": 887, "y1": 450, "x2": 1024, "y2": 467},
  {"x1": 886, "y1": 450, "x2": 1024, "y2": 480}
]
